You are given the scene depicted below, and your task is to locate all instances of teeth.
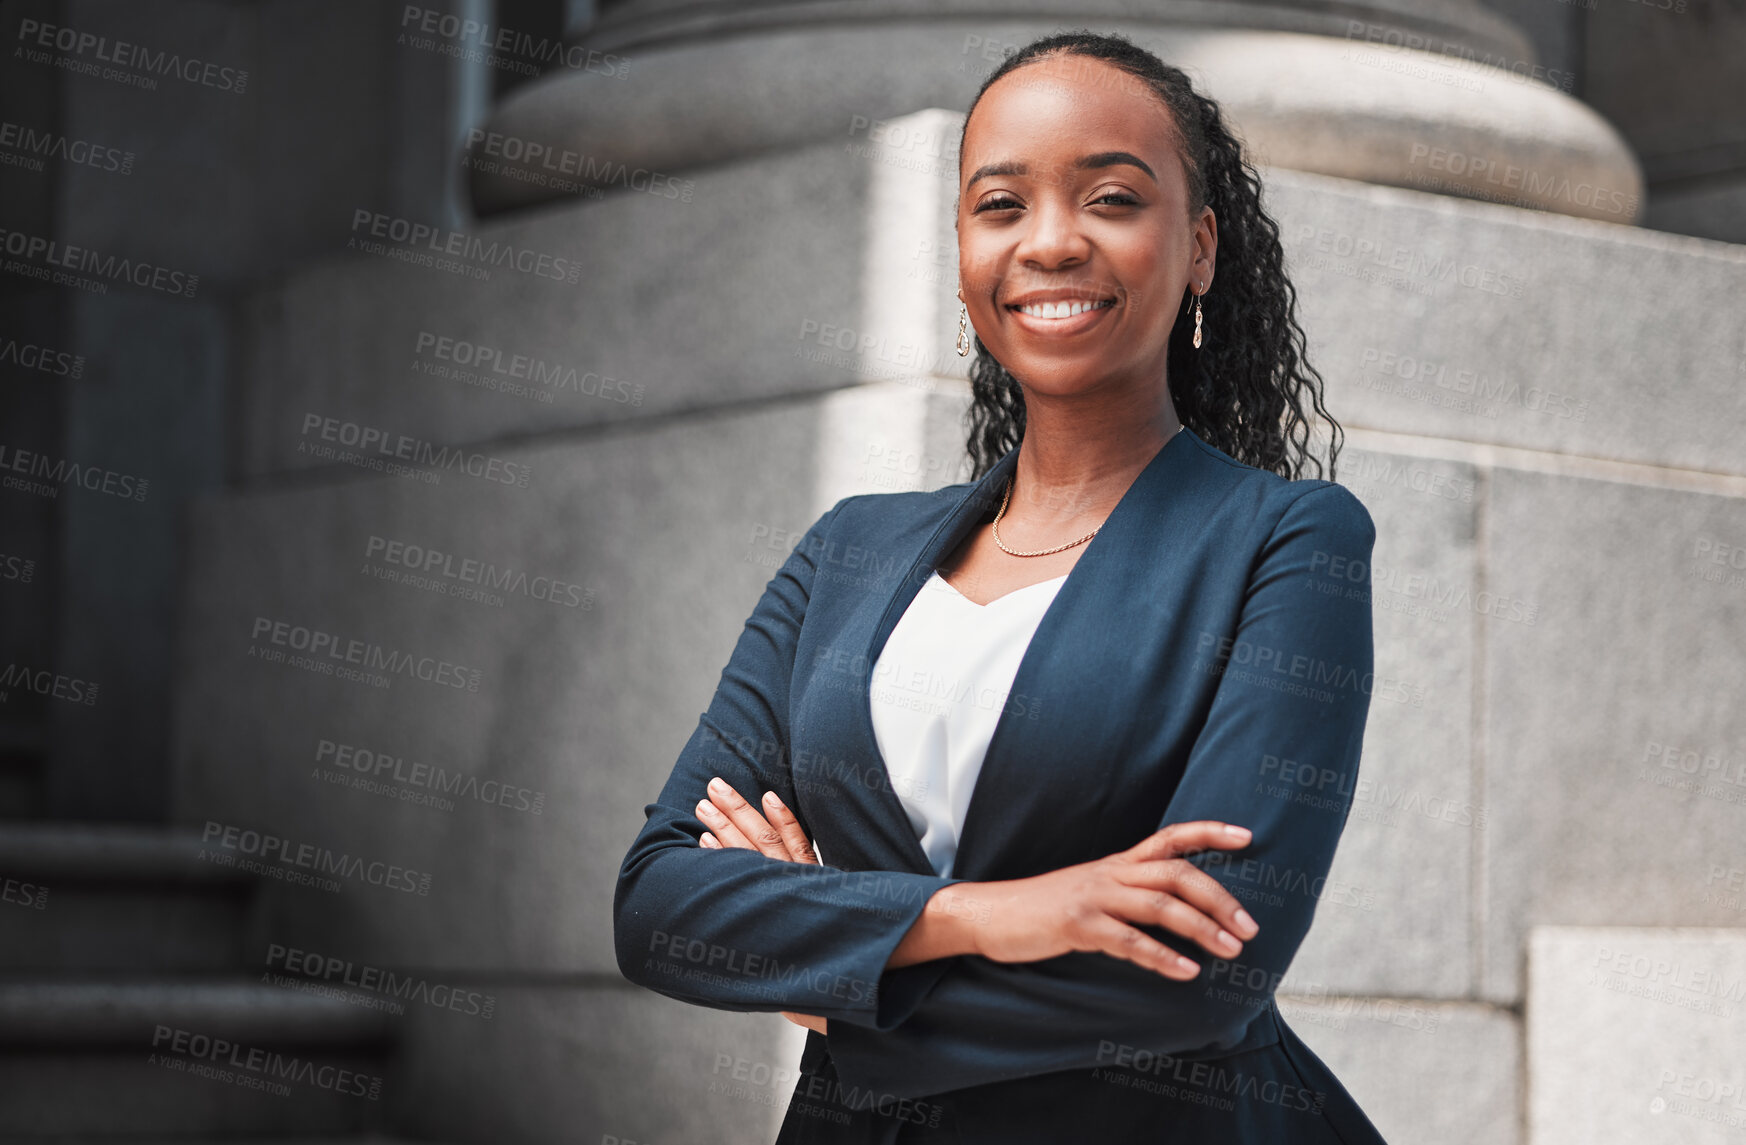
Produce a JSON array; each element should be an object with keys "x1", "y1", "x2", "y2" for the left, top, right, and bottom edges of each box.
[{"x1": 1015, "y1": 299, "x2": 1114, "y2": 318}]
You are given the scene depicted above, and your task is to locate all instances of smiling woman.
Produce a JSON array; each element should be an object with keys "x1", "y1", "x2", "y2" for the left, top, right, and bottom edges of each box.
[
  {"x1": 614, "y1": 28, "x2": 1390, "y2": 1145},
  {"x1": 954, "y1": 34, "x2": 1340, "y2": 491}
]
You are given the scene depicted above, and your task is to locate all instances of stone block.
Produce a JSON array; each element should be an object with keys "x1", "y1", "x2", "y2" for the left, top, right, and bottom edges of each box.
[{"x1": 1527, "y1": 927, "x2": 1746, "y2": 1145}]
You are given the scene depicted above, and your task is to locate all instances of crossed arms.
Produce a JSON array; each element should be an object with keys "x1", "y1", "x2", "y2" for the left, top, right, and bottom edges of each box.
[{"x1": 613, "y1": 485, "x2": 1377, "y2": 1099}]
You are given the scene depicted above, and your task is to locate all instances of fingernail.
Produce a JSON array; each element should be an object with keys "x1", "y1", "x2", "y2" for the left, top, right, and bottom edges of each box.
[
  {"x1": 700, "y1": 835, "x2": 718, "y2": 848},
  {"x1": 763, "y1": 791, "x2": 781, "y2": 807},
  {"x1": 695, "y1": 800, "x2": 717, "y2": 819},
  {"x1": 1224, "y1": 825, "x2": 1252, "y2": 841},
  {"x1": 1233, "y1": 909, "x2": 1258, "y2": 938},
  {"x1": 1177, "y1": 956, "x2": 1200, "y2": 975},
  {"x1": 1217, "y1": 930, "x2": 1240, "y2": 954},
  {"x1": 708, "y1": 777, "x2": 727, "y2": 794}
]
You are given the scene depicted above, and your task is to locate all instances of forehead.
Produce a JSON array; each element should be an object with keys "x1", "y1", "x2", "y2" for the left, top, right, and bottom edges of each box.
[{"x1": 962, "y1": 54, "x2": 1181, "y2": 171}]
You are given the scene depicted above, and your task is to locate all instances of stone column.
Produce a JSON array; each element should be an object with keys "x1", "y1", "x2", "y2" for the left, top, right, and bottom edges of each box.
[{"x1": 469, "y1": 0, "x2": 1641, "y2": 224}]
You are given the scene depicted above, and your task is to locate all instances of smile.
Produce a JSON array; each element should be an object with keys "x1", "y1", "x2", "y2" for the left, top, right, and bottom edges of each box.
[
  {"x1": 1008, "y1": 298, "x2": 1116, "y2": 319},
  {"x1": 1004, "y1": 295, "x2": 1118, "y2": 337}
]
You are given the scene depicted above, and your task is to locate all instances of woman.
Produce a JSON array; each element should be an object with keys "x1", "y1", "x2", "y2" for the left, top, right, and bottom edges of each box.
[{"x1": 614, "y1": 29, "x2": 1390, "y2": 1144}]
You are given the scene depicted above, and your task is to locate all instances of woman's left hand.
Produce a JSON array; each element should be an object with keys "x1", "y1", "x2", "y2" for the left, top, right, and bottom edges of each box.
[{"x1": 696, "y1": 777, "x2": 828, "y2": 1035}]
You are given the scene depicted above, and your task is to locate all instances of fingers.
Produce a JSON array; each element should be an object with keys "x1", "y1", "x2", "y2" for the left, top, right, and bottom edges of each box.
[
  {"x1": 694, "y1": 789, "x2": 762, "y2": 853},
  {"x1": 760, "y1": 791, "x2": 820, "y2": 865},
  {"x1": 1122, "y1": 821, "x2": 1252, "y2": 864},
  {"x1": 695, "y1": 777, "x2": 802, "y2": 862},
  {"x1": 1101, "y1": 882, "x2": 1244, "y2": 961},
  {"x1": 1070, "y1": 909, "x2": 1205, "y2": 981},
  {"x1": 1170, "y1": 863, "x2": 1260, "y2": 941},
  {"x1": 1122, "y1": 857, "x2": 1260, "y2": 942}
]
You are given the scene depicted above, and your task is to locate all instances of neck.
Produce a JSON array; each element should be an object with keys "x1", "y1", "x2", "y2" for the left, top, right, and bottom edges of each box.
[{"x1": 1006, "y1": 390, "x2": 1181, "y2": 525}]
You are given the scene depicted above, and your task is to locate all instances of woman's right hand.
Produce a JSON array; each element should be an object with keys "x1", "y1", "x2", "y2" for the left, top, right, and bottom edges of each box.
[{"x1": 964, "y1": 821, "x2": 1259, "y2": 980}]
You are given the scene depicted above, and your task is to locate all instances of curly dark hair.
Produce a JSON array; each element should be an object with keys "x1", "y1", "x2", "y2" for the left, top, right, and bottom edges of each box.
[{"x1": 958, "y1": 29, "x2": 1342, "y2": 483}]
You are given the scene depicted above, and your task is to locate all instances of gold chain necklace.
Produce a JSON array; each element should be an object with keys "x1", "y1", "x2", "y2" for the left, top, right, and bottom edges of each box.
[
  {"x1": 991, "y1": 476, "x2": 1099, "y2": 557},
  {"x1": 992, "y1": 425, "x2": 1182, "y2": 558}
]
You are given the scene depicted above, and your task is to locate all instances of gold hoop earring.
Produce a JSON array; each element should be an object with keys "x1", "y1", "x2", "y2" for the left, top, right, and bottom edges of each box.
[{"x1": 956, "y1": 301, "x2": 972, "y2": 357}]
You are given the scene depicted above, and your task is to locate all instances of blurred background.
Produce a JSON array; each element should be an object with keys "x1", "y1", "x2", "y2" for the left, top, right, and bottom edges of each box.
[{"x1": 1, "y1": 0, "x2": 1743, "y2": 1142}]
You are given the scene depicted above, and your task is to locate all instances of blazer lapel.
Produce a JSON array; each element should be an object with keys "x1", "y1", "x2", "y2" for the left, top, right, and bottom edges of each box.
[
  {"x1": 853, "y1": 428, "x2": 1198, "y2": 882},
  {"x1": 848, "y1": 443, "x2": 1022, "y2": 875}
]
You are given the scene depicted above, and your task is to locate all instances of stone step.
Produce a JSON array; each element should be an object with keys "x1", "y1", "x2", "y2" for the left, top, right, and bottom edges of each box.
[
  {"x1": 0, "y1": 979, "x2": 394, "y2": 1046},
  {"x1": 0, "y1": 979, "x2": 396, "y2": 1138},
  {"x1": 0, "y1": 823, "x2": 254, "y2": 971}
]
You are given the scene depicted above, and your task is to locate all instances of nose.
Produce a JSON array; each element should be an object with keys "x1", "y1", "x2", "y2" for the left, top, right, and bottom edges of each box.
[{"x1": 1012, "y1": 195, "x2": 1091, "y2": 271}]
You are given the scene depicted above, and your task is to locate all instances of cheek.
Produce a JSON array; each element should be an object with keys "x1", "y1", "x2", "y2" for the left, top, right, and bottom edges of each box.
[
  {"x1": 1110, "y1": 292, "x2": 1190, "y2": 363},
  {"x1": 1131, "y1": 267, "x2": 1189, "y2": 336},
  {"x1": 1116, "y1": 241, "x2": 1178, "y2": 299}
]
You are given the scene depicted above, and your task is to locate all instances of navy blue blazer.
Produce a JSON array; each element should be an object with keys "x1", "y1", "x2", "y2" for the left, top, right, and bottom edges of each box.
[{"x1": 614, "y1": 427, "x2": 1390, "y2": 1144}]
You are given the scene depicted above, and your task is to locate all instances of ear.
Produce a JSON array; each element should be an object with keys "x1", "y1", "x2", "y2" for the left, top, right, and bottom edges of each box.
[{"x1": 1190, "y1": 205, "x2": 1218, "y2": 285}]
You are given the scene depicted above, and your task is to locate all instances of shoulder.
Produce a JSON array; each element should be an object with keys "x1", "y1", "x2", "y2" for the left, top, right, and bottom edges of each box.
[{"x1": 1177, "y1": 431, "x2": 1375, "y2": 555}]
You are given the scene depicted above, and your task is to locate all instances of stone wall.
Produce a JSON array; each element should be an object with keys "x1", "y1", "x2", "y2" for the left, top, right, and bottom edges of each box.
[{"x1": 170, "y1": 109, "x2": 1746, "y2": 1143}]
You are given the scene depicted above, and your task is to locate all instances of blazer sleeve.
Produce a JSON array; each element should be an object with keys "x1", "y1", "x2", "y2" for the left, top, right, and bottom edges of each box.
[
  {"x1": 826, "y1": 483, "x2": 1378, "y2": 1098},
  {"x1": 613, "y1": 494, "x2": 969, "y2": 1029}
]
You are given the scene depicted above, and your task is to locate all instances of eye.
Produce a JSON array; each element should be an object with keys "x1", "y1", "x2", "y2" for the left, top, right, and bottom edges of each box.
[
  {"x1": 1094, "y1": 192, "x2": 1140, "y2": 207},
  {"x1": 973, "y1": 195, "x2": 1022, "y2": 214}
]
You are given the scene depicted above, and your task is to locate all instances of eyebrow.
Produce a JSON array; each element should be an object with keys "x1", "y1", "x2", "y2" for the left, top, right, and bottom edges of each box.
[{"x1": 966, "y1": 150, "x2": 1157, "y2": 189}]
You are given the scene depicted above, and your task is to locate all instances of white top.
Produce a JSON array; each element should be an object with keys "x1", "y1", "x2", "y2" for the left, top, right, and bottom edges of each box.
[{"x1": 867, "y1": 569, "x2": 1068, "y2": 878}]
